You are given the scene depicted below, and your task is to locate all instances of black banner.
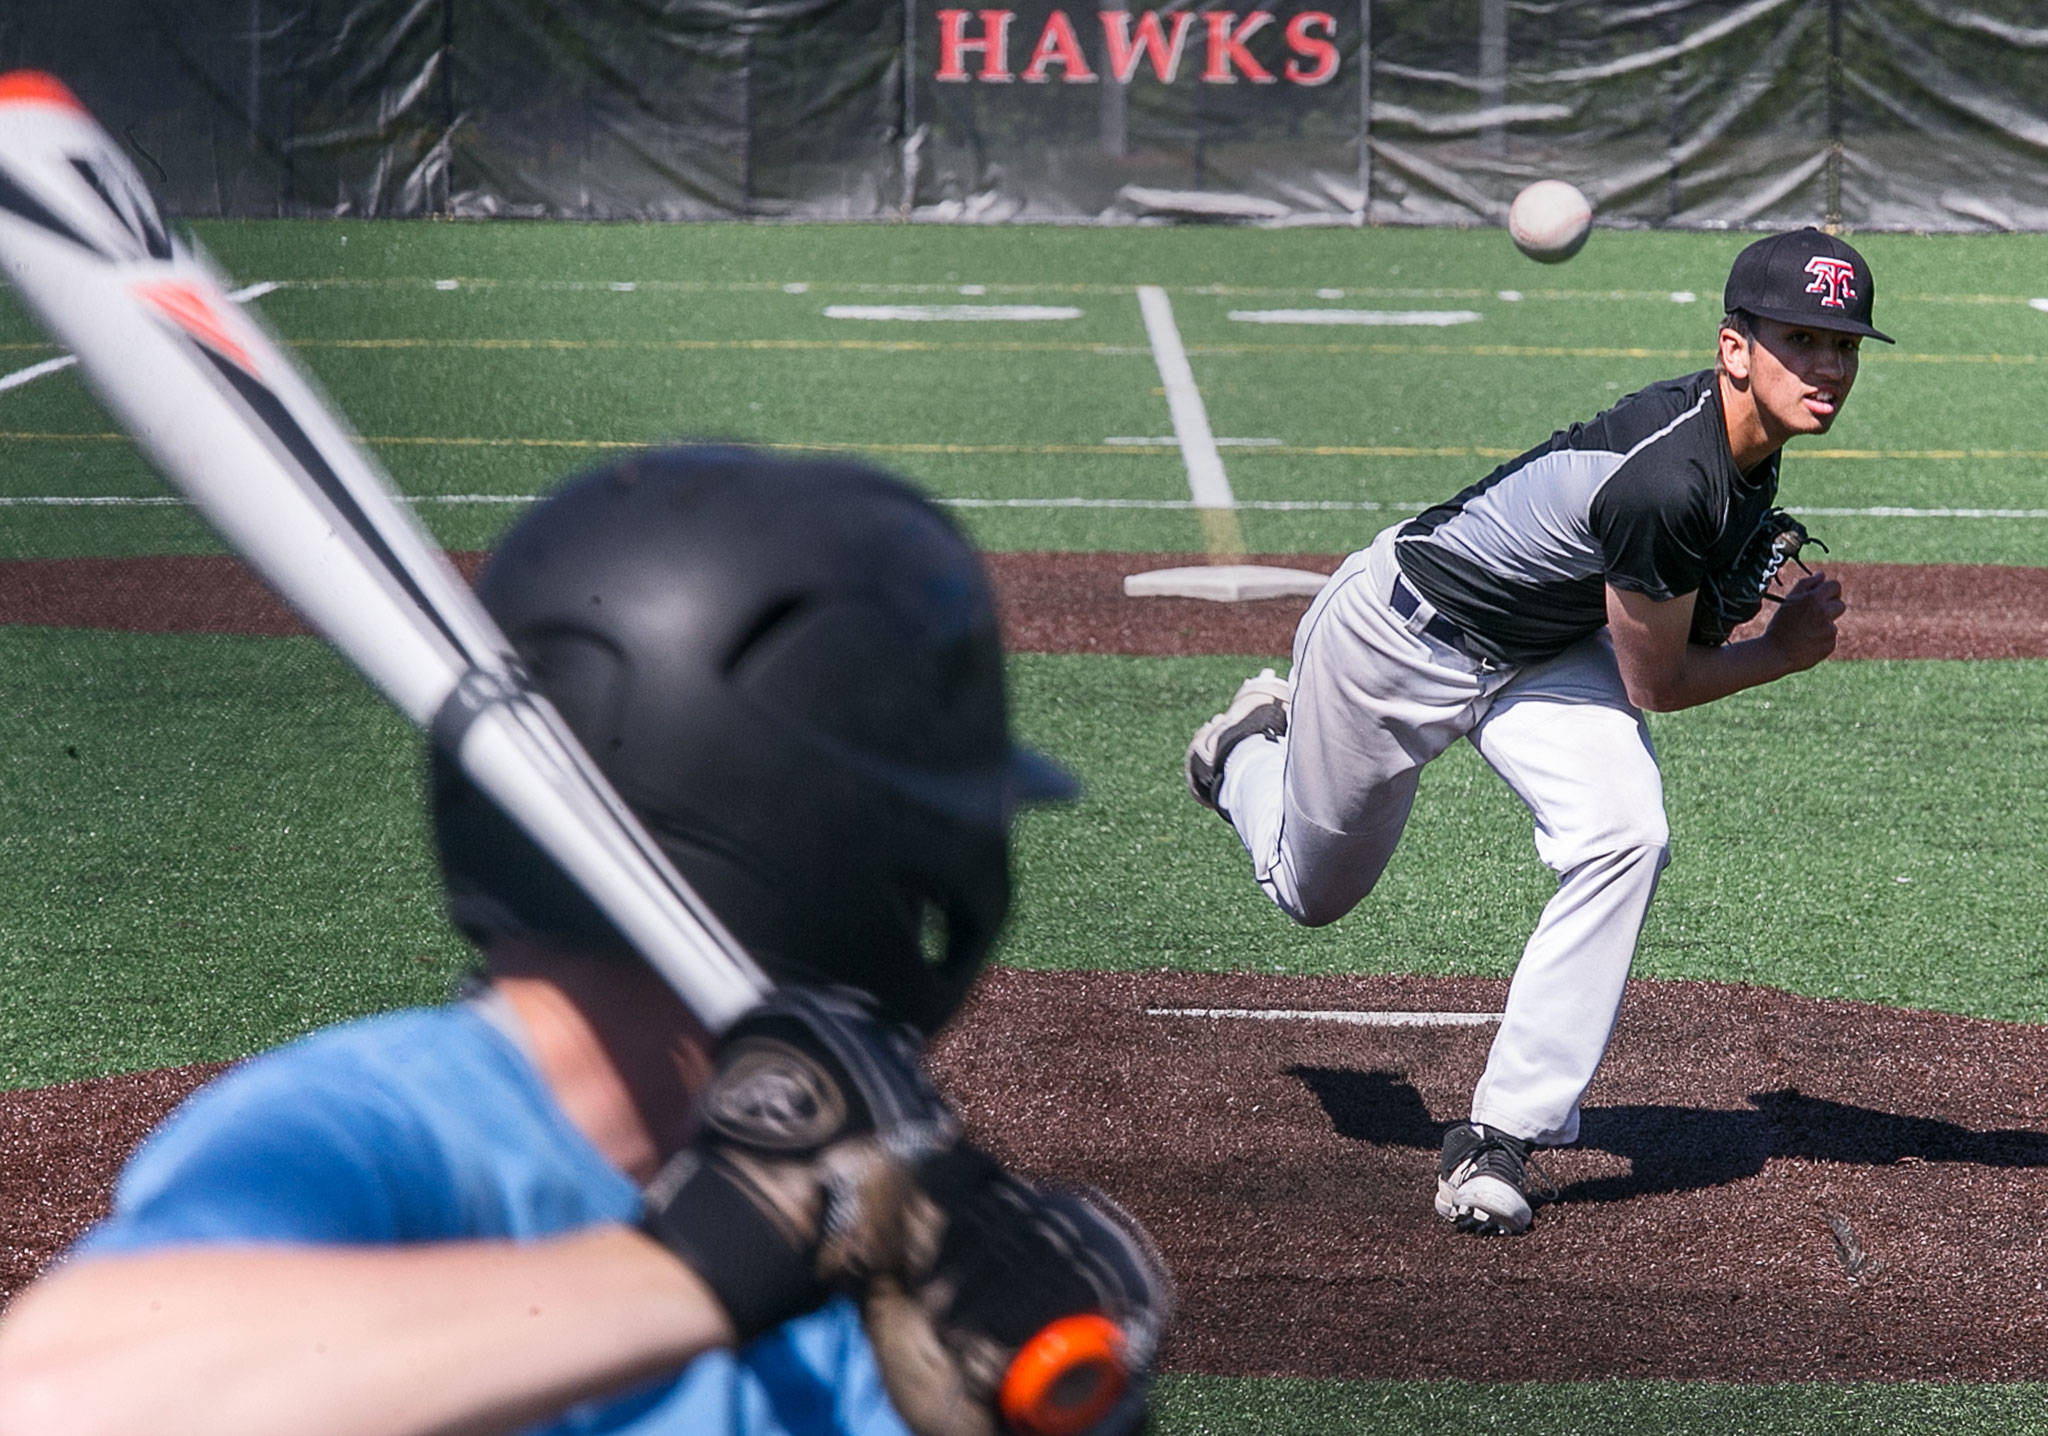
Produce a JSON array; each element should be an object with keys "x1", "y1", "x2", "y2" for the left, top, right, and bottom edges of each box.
[{"x1": 6, "y1": 0, "x2": 2047, "y2": 228}]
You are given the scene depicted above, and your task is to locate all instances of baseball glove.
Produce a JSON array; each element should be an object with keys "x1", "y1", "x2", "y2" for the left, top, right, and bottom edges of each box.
[{"x1": 1688, "y1": 507, "x2": 1827, "y2": 647}]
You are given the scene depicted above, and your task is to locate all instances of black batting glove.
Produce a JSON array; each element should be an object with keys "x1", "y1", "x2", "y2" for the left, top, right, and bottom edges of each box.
[
  {"x1": 640, "y1": 985, "x2": 960, "y2": 1343},
  {"x1": 862, "y1": 1145, "x2": 1173, "y2": 1436}
]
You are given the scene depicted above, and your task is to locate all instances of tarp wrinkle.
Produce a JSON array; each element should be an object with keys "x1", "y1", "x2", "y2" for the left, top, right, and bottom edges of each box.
[{"x1": 6, "y1": 0, "x2": 2047, "y2": 227}]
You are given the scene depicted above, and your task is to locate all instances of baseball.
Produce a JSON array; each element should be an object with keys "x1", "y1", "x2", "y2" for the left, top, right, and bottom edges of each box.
[{"x1": 1508, "y1": 180, "x2": 1592, "y2": 263}]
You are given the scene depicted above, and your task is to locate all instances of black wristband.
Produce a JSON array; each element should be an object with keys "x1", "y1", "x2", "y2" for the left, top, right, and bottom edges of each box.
[{"x1": 642, "y1": 1152, "x2": 822, "y2": 1343}]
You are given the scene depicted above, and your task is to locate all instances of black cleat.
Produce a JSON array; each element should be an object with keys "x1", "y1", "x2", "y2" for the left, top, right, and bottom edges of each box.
[{"x1": 1435, "y1": 1122, "x2": 1554, "y2": 1236}]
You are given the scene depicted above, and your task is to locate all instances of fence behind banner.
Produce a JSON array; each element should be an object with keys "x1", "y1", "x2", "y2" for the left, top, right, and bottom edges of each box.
[{"x1": 6, "y1": 0, "x2": 2047, "y2": 228}]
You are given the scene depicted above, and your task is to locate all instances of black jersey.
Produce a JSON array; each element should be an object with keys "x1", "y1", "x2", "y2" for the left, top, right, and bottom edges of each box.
[{"x1": 1394, "y1": 369, "x2": 1780, "y2": 666}]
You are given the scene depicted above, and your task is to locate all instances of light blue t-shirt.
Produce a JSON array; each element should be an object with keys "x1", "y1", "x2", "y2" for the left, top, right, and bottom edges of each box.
[{"x1": 76, "y1": 1001, "x2": 916, "y2": 1436}]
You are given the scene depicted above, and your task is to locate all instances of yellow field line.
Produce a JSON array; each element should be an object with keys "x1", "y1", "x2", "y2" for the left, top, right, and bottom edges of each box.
[
  {"x1": 373, "y1": 436, "x2": 1187, "y2": 457},
  {"x1": 7, "y1": 335, "x2": 2043, "y2": 364},
  {"x1": 304, "y1": 337, "x2": 1146, "y2": 354},
  {"x1": 1190, "y1": 344, "x2": 2048, "y2": 365}
]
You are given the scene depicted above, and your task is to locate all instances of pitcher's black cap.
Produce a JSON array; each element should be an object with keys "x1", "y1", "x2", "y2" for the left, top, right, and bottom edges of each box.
[{"x1": 1724, "y1": 227, "x2": 1893, "y2": 344}]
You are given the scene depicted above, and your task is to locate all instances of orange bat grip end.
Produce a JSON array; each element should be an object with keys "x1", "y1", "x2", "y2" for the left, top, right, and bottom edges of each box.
[
  {"x1": 0, "y1": 71, "x2": 86, "y2": 113},
  {"x1": 996, "y1": 1313, "x2": 1129, "y2": 1436}
]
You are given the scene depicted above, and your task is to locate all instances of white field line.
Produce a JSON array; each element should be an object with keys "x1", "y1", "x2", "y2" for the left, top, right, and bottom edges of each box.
[
  {"x1": 937, "y1": 497, "x2": 1376, "y2": 511},
  {"x1": 1136, "y1": 285, "x2": 1233, "y2": 511},
  {"x1": 7, "y1": 494, "x2": 2048, "y2": 520},
  {"x1": 1799, "y1": 505, "x2": 2048, "y2": 519},
  {"x1": 0, "y1": 495, "x2": 189, "y2": 507},
  {"x1": 185, "y1": 276, "x2": 2048, "y2": 307},
  {"x1": 0, "y1": 281, "x2": 281, "y2": 398},
  {"x1": 0, "y1": 356, "x2": 77, "y2": 394},
  {"x1": 1227, "y1": 309, "x2": 1483, "y2": 327},
  {"x1": 822, "y1": 305, "x2": 1082, "y2": 321},
  {"x1": 1147, "y1": 1006, "x2": 1504, "y2": 1027}
]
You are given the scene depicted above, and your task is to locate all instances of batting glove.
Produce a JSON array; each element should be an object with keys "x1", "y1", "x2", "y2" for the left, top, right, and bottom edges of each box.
[
  {"x1": 862, "y1": 1145, "x2": 1173, "y2": 1436},
  {"x1": 640, "y1": 985, "x2": 960, "y2": 1342}
]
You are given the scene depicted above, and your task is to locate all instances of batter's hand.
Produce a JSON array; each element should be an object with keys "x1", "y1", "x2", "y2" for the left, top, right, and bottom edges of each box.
[
  {"x1": 640, "y1": 986, "x2": 960, "y2": 1342},
  {"x1": 1762, "y1": 568, "x2": 1845, "y2": 671},
  {"x1": 861, "y1": 1146, "x2": 1171, "y2": 1436}
]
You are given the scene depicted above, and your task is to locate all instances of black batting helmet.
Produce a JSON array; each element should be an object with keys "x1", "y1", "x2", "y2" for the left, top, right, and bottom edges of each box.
[{"x1": 430, "y1": 446, "x2": 1075, "y2": 1033}]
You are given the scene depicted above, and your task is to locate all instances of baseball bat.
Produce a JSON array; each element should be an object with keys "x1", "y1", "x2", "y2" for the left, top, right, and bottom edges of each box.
[
  {"x1": 0, "y1": 73, "x2": 1135, "y2": 1430},
  {"x1": 0, "y1": 70, "x2": 769, "y2": 1033}
]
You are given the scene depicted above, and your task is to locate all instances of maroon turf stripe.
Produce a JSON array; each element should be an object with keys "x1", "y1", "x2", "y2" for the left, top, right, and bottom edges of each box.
[{"x1": 1, "y1": 553, "x2": 2045, "y2": 659}]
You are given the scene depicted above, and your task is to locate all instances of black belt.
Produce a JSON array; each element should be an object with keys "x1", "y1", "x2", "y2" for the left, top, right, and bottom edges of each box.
[{"x1": 1390, "y1": 573, "x2": 1472, "y2": 653}]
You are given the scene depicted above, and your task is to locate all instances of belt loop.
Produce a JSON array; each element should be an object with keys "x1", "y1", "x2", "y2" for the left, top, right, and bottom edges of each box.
[{"x1": 1391, "y1": 573, "x2": 1497, "y2": 673}]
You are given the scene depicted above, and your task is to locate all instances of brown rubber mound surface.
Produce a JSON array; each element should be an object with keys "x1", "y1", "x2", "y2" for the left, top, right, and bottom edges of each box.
[
  {"x1": 931, "y1": 970, "x2": 2048, "y2": 1382},
  {"x1": 3, "y1": 552, "x2": 2046, "y2": 658},
  {"x1": 14, "y1": 974, "x2": 2048, "y2": 1382},
  {"x1": 0, "y1": 1063, "x2": 223, "y2": 1296}
]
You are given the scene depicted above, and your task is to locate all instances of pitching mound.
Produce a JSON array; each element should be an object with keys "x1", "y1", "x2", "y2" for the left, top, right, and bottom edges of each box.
[
  {"x1": 933, "y1": 970, "x2": 2048, "y2": 1382},
  {"x1": 11, "y1": 973, "x2": 2048, "y2": 1382}
]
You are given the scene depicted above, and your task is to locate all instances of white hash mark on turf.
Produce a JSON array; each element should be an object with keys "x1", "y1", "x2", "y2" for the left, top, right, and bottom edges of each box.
[
  {"x1": 1227, "y1": 309, "x2": 1482, "y2": 327},
  {"x1": 1146, "y1": 1007, "x2": 1505, "y2": 1026},
  {"x1": 822, "y1": 304, "x2": 1081, "y2": 321}
]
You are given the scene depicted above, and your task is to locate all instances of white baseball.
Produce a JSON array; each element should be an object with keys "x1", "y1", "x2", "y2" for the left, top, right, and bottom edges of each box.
[{"x1": 1508, "y1": 180, "x2": 1592, "y2": 264}]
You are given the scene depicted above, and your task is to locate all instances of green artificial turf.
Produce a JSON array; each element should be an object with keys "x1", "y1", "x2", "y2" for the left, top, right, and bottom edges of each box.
[
  {"x1": 2, "y1": 218, "x2": 2044, "y2": 1423},
  {"x1": 3, "y1": 626, "x2": 2043, "y2": 1087},
  {"x1": 1006, "y1": 653, "x2": 2048, "y2": 1022},
  {"x1": 0, "y1": 629, "x2": 471, "y2": 1088},
  {"x1": 3, "y1": 220, "x2": 2046, "y2": 561},
  {"x1": 1154, "y1": 1375, "x2": 2048, "y2": 1435}
]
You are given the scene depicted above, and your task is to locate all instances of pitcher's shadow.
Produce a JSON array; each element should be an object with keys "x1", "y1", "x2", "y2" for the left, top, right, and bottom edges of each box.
[{"x1": 1288, "y1": 1066, "x2": 2048, "y2": 1203}]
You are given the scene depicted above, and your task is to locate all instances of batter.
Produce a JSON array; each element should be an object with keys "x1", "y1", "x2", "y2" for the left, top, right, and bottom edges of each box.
[
  {"x1": 0, "y1": 449, "x2": 1167, "y2": 1433},
  {"x1": 1186, "y1": 228, "x2": 1887, "y2": 1235}
]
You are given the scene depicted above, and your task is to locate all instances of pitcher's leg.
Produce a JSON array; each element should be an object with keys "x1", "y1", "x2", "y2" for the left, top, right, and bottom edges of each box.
[
  {"x1": 1468, "y1": 842, "x2": 1666, "y2": 1143},
  {"x1": 1219, "y1": 733, "x2": 1420, "y2": 926},
  {"x1": 1206, "y1": 530, "x2": 1499, "y2": 928},
  {"x1": 1466, "y1": 635, "x2": 1670, "y2": 1146}
]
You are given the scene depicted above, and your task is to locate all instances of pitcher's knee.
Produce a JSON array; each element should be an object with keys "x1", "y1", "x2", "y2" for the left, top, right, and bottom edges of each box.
[
  {"x1": 1257, "y1": 822, "x2": 1399, "y2": 927},
  {"x1": 1267, "y1": 873, "x2": 1377, "y2": 928},
  {"x1": 1623, "y1": 809, "x2": 1670, "y2": 857},
  {"x1": 1549, "y1": 823, "x2": 1668, "y2": 883},
  {"x1": 1604, "y1": 830, "x2": 1670, "y2": 879},
  {"x1": 1601, "y1": 799, "x2": 1670, "y2": 860}
]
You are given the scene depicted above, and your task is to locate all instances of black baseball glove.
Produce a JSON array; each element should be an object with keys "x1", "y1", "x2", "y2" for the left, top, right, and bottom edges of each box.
[{"x1": 1688, "y1": 507, "x2": 1827, "y2": 647}]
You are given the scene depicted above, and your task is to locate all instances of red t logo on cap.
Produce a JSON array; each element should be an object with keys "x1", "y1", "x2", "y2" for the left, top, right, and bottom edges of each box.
[{"x1": 1804, "y1": 257, "x2": 1857, "y2": 310}]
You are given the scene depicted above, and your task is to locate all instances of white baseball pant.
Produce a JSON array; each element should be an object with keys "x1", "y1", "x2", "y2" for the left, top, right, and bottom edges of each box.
[{"x1": 1216, "y1": 524, "x2": 1671, "y2": 1145}]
